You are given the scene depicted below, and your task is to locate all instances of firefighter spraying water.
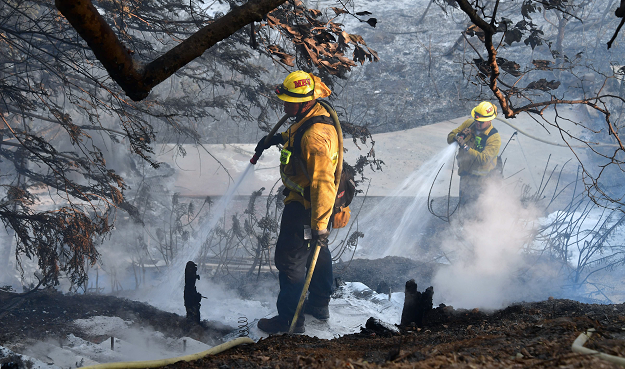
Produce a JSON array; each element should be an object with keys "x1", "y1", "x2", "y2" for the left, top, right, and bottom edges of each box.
[{"x1": 447, "y1": 101, "x2": 502, "y2": 208}]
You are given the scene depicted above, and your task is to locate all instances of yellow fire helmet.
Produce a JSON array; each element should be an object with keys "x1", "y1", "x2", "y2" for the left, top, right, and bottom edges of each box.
[
  {"x1": 275, "y1": 70, "x2": 331, "y2": 103},
  {"x1": 471, "y1": 101, "x2": 498, "y2": 121}
]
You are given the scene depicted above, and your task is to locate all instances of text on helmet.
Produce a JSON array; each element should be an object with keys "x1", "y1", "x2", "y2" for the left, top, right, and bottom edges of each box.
[{"x1": 293, "y1": 78, "x2": 311, "y2": 88}]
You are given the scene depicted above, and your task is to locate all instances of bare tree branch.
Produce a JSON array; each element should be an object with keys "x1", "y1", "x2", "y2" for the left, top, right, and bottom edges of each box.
[{"x1": 55, "y1": 0, "x2": 288, "y2": 101}]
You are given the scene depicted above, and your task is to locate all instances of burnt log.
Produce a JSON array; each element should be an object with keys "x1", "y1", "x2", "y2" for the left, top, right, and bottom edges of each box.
[
  {"x1": 360, "y1": 317, "x2": 399, "y2": 337},
  {"x1": 400, "y1": 279, "x2": 433, "y2": 328}
]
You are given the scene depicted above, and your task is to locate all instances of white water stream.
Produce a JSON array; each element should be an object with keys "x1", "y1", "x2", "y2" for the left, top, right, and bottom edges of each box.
[
  {"x1": 152, "y1": 143, "x2": 458, "y2": 300},
  {"x1": 155, "y1": 162, "x2": 255, "y2": 299},
  {"x1": 356, "y1": 143, "x2": 458, "y2": 259}
]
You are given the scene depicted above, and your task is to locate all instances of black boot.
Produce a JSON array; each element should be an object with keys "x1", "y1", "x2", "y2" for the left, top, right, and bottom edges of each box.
[
  {"x1": 304, "y1": 301, "x2": 330, "y2": 321},
  {"x1": 257, "y1": 315, "x2": 305, "y2": 334}
]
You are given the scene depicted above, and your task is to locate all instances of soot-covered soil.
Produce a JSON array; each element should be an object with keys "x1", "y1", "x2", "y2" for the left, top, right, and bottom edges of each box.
[
  {"x1": 2, "y1": 255, "x2": 625, "y2": 369},
  {"x1": 0, "y1": 289, "x2": 232, "y2": 347},
  {"x1": 169, "y1": 299, "x2": 625, "y2": 369},
  {"x1": 2, "y1": 288, "x2": 625, "y2": 368}
]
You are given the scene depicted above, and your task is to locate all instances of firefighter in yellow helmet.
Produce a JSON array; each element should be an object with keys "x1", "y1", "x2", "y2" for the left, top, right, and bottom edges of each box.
[
  {"x1": 447, "y1": 101, "x2": 502, "y2": 206},
  {"x1": 255, "y1": 70, "x2": 338, "y2": 334}
]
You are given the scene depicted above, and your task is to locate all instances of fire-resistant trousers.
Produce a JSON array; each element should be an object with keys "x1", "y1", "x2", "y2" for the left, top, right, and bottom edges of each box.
[
  {"x1": 459, "y1": 174, "x2": 486, "y2": 207},
  {"x1": 274, "y1": 201, "x2": 333, "y2": 323}
]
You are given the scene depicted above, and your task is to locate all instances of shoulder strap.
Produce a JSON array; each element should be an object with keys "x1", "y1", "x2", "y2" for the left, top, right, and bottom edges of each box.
[
  {"x1": 486, "y1": 127, "x2": 498, "y2": 137},
  {"x1": 475, "y1": 126, "x2": 498, "y2": 139},
  {"x1": 286, "y1": 100, "x2": 344, "y2": 203},
  {"x1": 292, "y1": 114, "x2": 334, "y2": 156},
  {"x1": 318, "y1": 99, "x2": 344, "y2": 192},
  {"x1": 475, "y1": 127, "x2": 499, "y2": 152},
  {"x1": 292, "y1": 99, "x2": 336, "y2": 155}
]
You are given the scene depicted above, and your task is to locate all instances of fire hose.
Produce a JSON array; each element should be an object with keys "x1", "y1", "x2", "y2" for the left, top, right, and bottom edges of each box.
[
  {"x1": 79, "y1": 337, "x2": 254, "y2": 369},
  {"x1": 494, "y1": 117, "x2": 620, "y2": 148},
  {"x1": 250, "y1": 114, "x2": 290, "y2": 165},
  {"x1": 571, "y1": 328, "x2": 625, "y2": 366}
]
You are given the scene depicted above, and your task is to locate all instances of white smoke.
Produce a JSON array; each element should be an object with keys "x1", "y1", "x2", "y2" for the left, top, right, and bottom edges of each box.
[{"x1": 432, "y1": 178, "x2": 548, "y2": 309}]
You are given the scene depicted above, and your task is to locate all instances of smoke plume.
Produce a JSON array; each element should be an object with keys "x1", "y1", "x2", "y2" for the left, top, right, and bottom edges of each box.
[{"x1": 432, "y1": 178, "x2": 549, "y2": 309}]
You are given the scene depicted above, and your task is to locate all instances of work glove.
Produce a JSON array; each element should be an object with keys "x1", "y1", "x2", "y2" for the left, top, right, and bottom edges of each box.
[
  {"x1": 455, "y1": 135, "x2": 466, "y2": 146},
  {"x1": 312, "y1": 229, "x2": 330, "y2": 248},
  {"x1": 255, "y1": 134, "x2": 284, "y2": 154},
  {"x1": 455, "y1": 127, "x2": 470, "y2": 141},
  {"x1": 455, "y1": 131, "x2": 470, "y2": 151}
]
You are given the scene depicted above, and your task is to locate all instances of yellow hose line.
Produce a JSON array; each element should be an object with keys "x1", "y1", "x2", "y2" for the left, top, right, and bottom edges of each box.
[
  {"x1": 80, "y1": 337, "x2": 255, "y2": 369},
  {"x1": 494, "y1": 116, "x2": 619, "y2": 148},
  {"x1": 571, "y1": 329, "x2": 625, "y2": 366},
  {"x1": 265, "y1": 114, "x2": 290, "y2": 145},
  {"x1": 320, "y1": 100, "x2": 343, "y2": 188}
]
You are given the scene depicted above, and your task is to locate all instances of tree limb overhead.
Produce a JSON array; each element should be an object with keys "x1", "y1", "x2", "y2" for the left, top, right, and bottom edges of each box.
[{"x1": 55, "y1": 0, "x2": 288, "y2": 101}]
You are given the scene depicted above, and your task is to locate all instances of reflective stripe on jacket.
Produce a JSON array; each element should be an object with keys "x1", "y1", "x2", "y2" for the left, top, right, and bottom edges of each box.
[
  {"x1": 279, "y1": 103, "x2": 339, "y2": 231},
  {"x1": 447, "y1": 119, "x2": 501, "y2": 176}
]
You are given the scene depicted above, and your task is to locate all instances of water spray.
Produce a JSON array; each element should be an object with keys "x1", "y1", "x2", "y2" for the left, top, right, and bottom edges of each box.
[
  {"x1": 356, "y1": 144, "x2": 458, "y2": 259},
  {"x1": 153, "y1": 115, "x2": 290, "y2": 305}
]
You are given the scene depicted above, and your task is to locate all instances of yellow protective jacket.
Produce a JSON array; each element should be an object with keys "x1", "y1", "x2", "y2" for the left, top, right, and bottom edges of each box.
[
  {"x1": 280, "y1": 103, "x2": 339, "y2": 231},
  {"x1": 447, "y1": 119, "x2": 501, "y2": 176}
]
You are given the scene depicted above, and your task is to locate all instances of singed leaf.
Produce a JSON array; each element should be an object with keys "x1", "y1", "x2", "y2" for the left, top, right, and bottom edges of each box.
[
  {"x1": 504, "y1": 28, "x2": 523, "y2": 45},
  {"x1": 465, "y1": 24, "x2": 485, "y2": 41},
  {"x1": 331, "y1": 7, "x2": 349, "y2": 15},
  {"x1": 524, "y1": 29, "x2": 544, "y2": 50},
  {"x1": 348, "y1": 33, "x2": 365, "y2": 44},
  {"x1": 265, "y1": 14, "x2": 280, "y2": 27},
  {"x1": 307, "y1": 9, "x2": 322, "y2": 17},
  {"x1": 366, "y1": 46, "x2": 379, "y2": 62},
  {"x1": 353, "y1": 45, "x2": 375, "y2": 65},
  {"x1": 532, "y1": 60, "x2": 553, "y2": 70},
  {"x1": 497, "y1": 57, "x2": 521, "y2": 77},
  {"x1": 521, "y1": 0, "x2": 538, "y2": 19},
  {"x1": 526, "y1": 78, "x2": 561, "y2": 91},
  {"x1": 267, "y1": 45, "x2": 295, "y2": 66}
]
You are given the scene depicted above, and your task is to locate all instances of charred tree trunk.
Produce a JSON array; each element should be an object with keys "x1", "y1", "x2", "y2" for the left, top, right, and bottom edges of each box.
[
  {"x1": 184, "y1": 261, "x2": 202, "y2": 324},
  {"x1": 400, "y1": 279, "x2": 433, "y2": 328}
]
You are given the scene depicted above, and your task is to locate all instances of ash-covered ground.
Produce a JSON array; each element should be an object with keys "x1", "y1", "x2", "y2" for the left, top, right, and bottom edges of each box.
[{"x1": 2, "y1": 256, "x2": 625, "y2": 369}]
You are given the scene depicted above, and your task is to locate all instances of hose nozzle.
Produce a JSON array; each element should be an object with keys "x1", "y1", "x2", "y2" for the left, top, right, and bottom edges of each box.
[
  {"x1": 250, "y1": 152, "x2": 261, "y2": 165},
  {"x1": 249, "y1": 114, "x2": 289, "y2": 165}
]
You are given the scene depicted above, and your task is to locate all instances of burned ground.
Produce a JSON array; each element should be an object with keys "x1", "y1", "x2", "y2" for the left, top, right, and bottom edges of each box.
[
  {"x1": 2, "y1": 282, "x2": 625, "y2": 368},
  {"x1": 0, "y1": 289, "x2": 232, "y2": 348},
  {"x1": 167, "y1": 299, "x2": 625, "y2": 369}
]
